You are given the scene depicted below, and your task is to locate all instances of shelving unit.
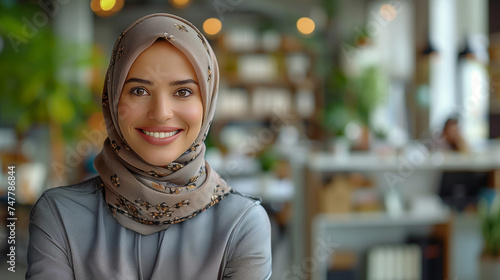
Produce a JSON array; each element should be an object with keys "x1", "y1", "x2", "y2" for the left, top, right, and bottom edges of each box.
[
  {"x1": 290, "y1": 144, "x2": 500, "y2": 280},
  {"x1": 210, "y1": 29, "x2": 323, "y2": 143},
  {"x1": 311, "y1": 211, "x2": 450, "y2": 280}
]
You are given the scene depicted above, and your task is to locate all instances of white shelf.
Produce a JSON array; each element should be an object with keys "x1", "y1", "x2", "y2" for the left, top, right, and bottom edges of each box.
[
  {"x1": 311, "y1": 211, "x2": 451, "y2": 280},
  {"x1": 314, "y1": 211, "x2": 450, "y2": 229},
  {"x1": 230, "y1": 176, "x2": 294, "y2": 203},
  {"x1": 288, "y1": 143, "x2": 500, "y2": 280},
  {"x1": 307, "y1": 150, "x2": 500, "y2": 172}
]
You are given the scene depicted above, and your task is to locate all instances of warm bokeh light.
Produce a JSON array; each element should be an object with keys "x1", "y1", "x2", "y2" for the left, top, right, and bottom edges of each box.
[
  {"x1": 380, "y1": 4, "x2": 397, "y2": 21},
  {"x1": 297, "y1": 17, "x2": 315, "y2": 35},
  {"x1": 91, "y1": 0, "x2": 124, "y2": 17},
  {"x1": 100, "y1": 0, "x2": 116, "y2": 11},
  {"x1": 203, "y1": 18, "x2": 222, "y2": 36},
  {"x1": 90, "y1": 0, "x2": 100, "y2": 12},
  {"x1": 169, "y1": 0, "x2": 191, "y2": 9}
]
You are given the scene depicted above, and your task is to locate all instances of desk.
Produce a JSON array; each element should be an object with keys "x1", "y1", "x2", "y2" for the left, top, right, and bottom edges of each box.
[
  {"x1": 311, "y1": 212, "x2": 450, "y2": 280},
  {"x1": 308, "y1": 150, "x2": 500, "y2": 172},
  {"x1": 291, "y1": 147, "x2": 500, "y2": 280}
]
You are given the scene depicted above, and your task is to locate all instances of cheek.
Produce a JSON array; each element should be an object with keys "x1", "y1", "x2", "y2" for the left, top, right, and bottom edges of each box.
[
  {"x1": 182, "y1": 102, "x2": 204, "y2": 129},
  {"x1": 117, "y1": 96, "x2": 137, "y2": 123},
  {"x1": 117, "y1": 97, "x2": 142, "y2": 133}
]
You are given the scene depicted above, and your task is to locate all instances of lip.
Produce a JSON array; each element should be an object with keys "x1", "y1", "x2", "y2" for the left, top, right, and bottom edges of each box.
[
  {"x1": 136, "y1": 127, "x2": 183, "y2": 145},
  {"x1": 137, "y1": 126, "x2": 181, "y2": 133}
]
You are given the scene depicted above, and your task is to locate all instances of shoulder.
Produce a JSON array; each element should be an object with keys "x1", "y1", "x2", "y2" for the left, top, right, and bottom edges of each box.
[
  {"x1": 216, "y1": 190, "x2": 269, "y2": 223},
  {"x1": 38, "y1": 176, "x2": 100, "y2": 200},
  {"x1": 216, "y1": 191, "x2": 272, "y2": 278},
  {"x1": 31, "y1": 176, "x2": 102, "y2": 219},
  {"x1": 211, "y1": 190, "x2": 271, "y2": 240},
  {"x1": 29, "y1": 176, "x2": 104, "y2": 250}
]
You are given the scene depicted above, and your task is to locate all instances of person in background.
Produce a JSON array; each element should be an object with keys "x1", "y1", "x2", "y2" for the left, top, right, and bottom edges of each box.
[
  {"x1": 27, "y1": 13, "x2": 272, "y2": 280},
  {"x1": 438, "y1": 116, "x2": 487, "y2": 212},
  {"x1": 440, "y1": 117, "x2": 469, "y2": 153}
]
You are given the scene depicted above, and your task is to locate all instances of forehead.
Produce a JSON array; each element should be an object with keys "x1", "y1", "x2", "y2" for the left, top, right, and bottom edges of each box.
[{"x1": 127, "y1": 40, "x2": 197, "y2": 80}]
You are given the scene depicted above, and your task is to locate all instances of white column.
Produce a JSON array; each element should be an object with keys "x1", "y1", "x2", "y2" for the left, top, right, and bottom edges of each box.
[
  {"x1": 456, "y1": 0, "x2": 489, "y2": 150},
  {"x1": 428, "y1": 0, "x2": 458, "y2": 131},
  {"x1": 370, "y1": 0, "x2": 414, "y2": 146},
  {"x1": 428, "y1": 0, "x2": 489, "y2": 150}
]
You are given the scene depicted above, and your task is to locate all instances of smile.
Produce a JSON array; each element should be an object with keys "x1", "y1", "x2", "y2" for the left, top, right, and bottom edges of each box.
[
  {"x1": 137, "y1": 128, "x2": 183, "y2": 146},
  {"x1": 140, "y1": 129, "x2": 180, "y2": 139}
]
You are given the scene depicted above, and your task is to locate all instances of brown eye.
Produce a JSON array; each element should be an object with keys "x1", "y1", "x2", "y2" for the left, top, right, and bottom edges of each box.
[
  {"x1": 175, "y1": 88, "x2": 193, "y2": 97},
  {"x1": 130, "y1": 87, "x2": 148, "y2": 96}
]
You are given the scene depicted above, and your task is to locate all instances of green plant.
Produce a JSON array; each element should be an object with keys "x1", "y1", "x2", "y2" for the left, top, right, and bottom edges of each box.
[
  {"x1": 480, "y1": 198, "x2": 500, "y2": 258},
  {"x1": 0, "y1": 3, "x2": 101, "y2": 139},
  {"x1": 257, "y1": 148, "x2": 279, "y2": 172},
  {"x1": 323, "y1": 66, "x2": 387, "y2": 136}
]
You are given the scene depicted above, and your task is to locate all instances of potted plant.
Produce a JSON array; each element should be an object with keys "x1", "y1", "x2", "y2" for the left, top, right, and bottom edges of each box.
[
  {"x1": 479, "y1": 195, "x2": 500, "y2": 279},
  {"x1": 323, "y1": 66, "x2": 387, "y2": 151},
  {"x1": 256, "y1": 147, "x2": 280, "y2": 192}
]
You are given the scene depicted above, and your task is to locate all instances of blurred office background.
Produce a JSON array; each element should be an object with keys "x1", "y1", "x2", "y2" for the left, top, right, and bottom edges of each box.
[{"x1": 1, "y1": 0, "x2": 500, "y2": 279}]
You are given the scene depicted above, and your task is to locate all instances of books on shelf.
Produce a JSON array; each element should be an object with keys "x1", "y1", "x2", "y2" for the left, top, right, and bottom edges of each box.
[{"x1": 367, "y1": 244, "x2": 421, "y2": 280}]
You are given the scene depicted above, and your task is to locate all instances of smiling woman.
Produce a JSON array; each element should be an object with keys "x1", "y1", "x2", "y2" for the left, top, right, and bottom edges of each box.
[
  {"x1": 118, "y1": 40, "x2": 203, "y2": 166},
  {"x1": 26, "y1": 14, "x2": 272, "y2": 280}
]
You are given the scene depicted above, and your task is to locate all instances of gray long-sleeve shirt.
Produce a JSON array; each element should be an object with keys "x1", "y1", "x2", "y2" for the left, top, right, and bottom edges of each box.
[{"x1": 27, "y1": 176, "x2": 272, "y2": 280}]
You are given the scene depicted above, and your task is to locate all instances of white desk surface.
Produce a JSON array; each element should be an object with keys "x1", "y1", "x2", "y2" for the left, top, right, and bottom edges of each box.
[
  {"x1": 313, "y1": 211, "x2": 450, "y2": 229},
  {"x1": 307, "y1": 150, "x2": 500, "y2": 172}
]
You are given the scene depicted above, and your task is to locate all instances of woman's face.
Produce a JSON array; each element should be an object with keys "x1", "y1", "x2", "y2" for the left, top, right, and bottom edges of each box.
[{"x1": 118, "y1": 40, "x2": 203, "y2": 166}]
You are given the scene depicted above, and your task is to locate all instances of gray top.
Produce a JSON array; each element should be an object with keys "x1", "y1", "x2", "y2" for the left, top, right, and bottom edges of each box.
[{"x1": 26, "y1": 176, "x2": 272, "y2": 280}]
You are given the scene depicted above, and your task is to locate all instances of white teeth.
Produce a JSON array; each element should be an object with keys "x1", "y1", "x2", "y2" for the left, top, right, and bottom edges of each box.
[{"x1": 143, "y1": 130, "x2": 179, "y2": 138}]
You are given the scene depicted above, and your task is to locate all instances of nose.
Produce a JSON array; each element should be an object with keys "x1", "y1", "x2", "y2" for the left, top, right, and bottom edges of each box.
[{"x1": 147, "y1": 95, "x2": 174, "y2": 123}]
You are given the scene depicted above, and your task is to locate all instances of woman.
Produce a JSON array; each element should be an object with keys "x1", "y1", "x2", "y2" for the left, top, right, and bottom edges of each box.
[
  {"x1": 440, "y1": 117, "x2": 469, "y2": 153},
  {"x1": 27, "y1": 13, "x2": 272, "y2": 279}
]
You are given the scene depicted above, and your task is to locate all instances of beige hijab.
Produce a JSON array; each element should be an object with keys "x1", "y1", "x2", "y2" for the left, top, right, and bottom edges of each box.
[{"x1": 94, "y1": 14, "x2": 231, "y2": 235}]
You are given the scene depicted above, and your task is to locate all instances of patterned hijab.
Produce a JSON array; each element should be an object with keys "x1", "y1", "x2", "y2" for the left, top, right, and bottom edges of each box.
[{"x1": 94, "y1": 14, "x2": 231, "y2": 235}]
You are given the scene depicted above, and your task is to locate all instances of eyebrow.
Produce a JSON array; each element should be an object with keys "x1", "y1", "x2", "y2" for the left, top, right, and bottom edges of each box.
[
  {"x1": 124, "y1": 78, "x2": 198, "y2": 86},
  {"x1": 170, "y1": 79, "x2": 199, "y2": 86},
  {"x1": 124, "y1": 78, "x2": 153, "y2": 85}
]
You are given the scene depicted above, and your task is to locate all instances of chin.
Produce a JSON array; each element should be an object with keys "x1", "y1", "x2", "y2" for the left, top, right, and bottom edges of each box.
[
  {"x1": 144, "y1": 157, "x2": 175, "y2": 166},
  {"x1": 138, "y1": 152, "x2": 178, "y2": 166}
]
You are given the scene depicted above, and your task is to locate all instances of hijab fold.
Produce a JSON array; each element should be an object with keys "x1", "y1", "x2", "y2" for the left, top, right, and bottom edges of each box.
[{"x1": 94, "y1": 14, "x2": 231, "y2": 235}]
